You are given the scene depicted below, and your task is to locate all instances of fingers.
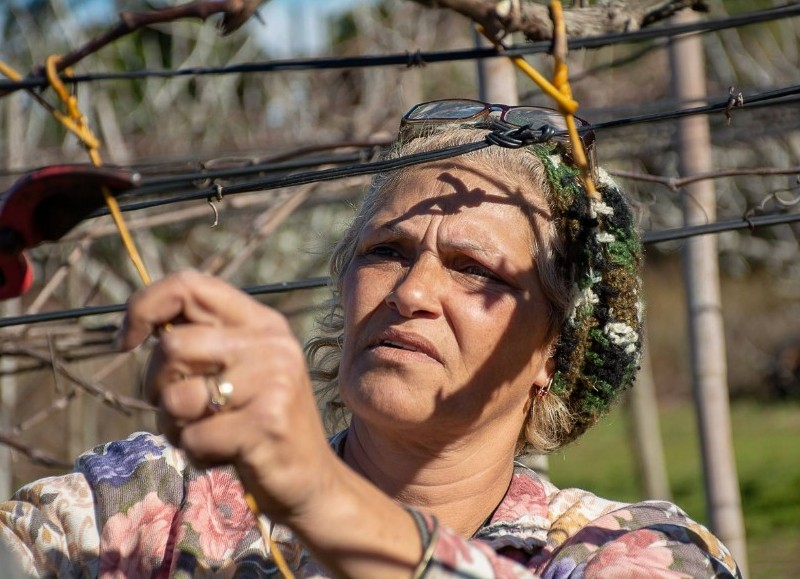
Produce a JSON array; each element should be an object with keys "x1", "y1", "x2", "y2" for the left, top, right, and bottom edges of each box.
[
  {"x1": 155, "y1": 374, "x2": 239, "y2": 454},
  {"x1": 140, "y1": 301, "x2": 310, "y2": 447},
  {"x1": 119, "y1": 270, "x2": 277, "y2": 350},
  {"x1": 174, "y1": 379, "x2": 328, "y2": 477},
  {"x1": 121, "y1": 270, "x2": 334, "y2": 517},
  {"x1": 143, "y1": 322, "x2": 287, "y2": 404},
  {"x1": 177, "y1": 408, "x2": 254, "y2": 466},
  {"x1": 157, "y1": 375, "x2": 209, "y2": 420},
  {"x1": 151, "y1": 323, "x2": 238, "y2": 378},
  {"x1": 156, "y1": 357, "x2": 327, "y2": 491}
]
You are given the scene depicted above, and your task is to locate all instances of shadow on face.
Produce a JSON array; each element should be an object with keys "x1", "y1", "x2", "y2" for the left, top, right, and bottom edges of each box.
[
  {"x1": 381, "y1": 162, "x2": 550, "y2": 230},
  {"x1": 342, "y1": 161, "x2": 557, "y2": 460}
]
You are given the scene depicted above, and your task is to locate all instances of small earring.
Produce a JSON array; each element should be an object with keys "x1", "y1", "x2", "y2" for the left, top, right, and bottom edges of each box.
[
  {"x1": 536, "y1": 375, "x2": 553, "y2": 398},
  {"x1": 336, "y1": 334, "x2": 344, "y2": 351}
]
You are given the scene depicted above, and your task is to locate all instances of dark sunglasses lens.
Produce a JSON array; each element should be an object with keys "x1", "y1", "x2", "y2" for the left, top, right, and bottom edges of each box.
[{"x1": 406, "y1": 100, "x2": 486, "y2": 121}]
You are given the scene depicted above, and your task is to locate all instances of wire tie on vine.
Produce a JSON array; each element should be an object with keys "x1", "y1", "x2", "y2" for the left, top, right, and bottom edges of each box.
[
  {"x1": 405, "y1": 50, "x2": 426, "y2": 68},
  {"x1": 208, "y1": 183, "x2": 225, "y2": 227},
  {"x1": 725, "y1": 86, "x2": 744, "y2": 126}
]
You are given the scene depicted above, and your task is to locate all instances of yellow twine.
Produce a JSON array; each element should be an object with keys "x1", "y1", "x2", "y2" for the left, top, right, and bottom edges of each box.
[
  {"x1": 0, "y1": 59, "x2": 24, "y2": 82},
  {"x1": 549, "y1": 1, "x2": 598, "y2": 199},
  {"x1": 43, "y1": 55, "x2": 152, "y2": 283},
  {"x1": 38, "y1": 55, "x2": 293, "y2": 578},
  {"x1": 478, "y1": 1, "x2": 598, "y2": 199},
  {"x1": 507, "y1": 54, "x2": 578, "y2": 114},
  {"x1": 246, "y1": 494, "x2": 296, "y2": 578}
]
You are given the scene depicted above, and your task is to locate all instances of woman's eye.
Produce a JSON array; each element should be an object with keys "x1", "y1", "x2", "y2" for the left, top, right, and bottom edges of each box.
[
  {"x1": 365, "y1": 245, "x2": 401, "y2": 259},
  {"x1": 462, "y1": 264, "x2": 500, "y2": 281}
]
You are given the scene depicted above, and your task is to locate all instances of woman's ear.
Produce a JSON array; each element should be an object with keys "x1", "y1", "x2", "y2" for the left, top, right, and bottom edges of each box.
[{"x1": 532, "y1": 356, "x2": 556, "y2": 398}]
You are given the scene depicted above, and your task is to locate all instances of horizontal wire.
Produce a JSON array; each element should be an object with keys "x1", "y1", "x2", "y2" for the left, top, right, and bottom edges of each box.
[
  {"x1": 3, "y1": 210, "x2": 798, "y2": 330},
  {"x1": 95, "y1": 140, "x2": 490, "y2": 215},
  {"x1": 3, "y1": 91, "x2": 796, "y2": 187},
  {"x1": 6, "y1": 80, "x2": 797, "y2": 182},
  {"x1": 641, "y1": 211, "x2": 800, "y2": 244},
  {"x1": 1, "y1": 3, "x2": 799, "y2": 91},
  {"x1": 0, "y1": 141, "x2": 391, "y2": 182},
  {"x1": 137, "y1": 150, "x2": 380, "y2": 189},
  {"x1": 591, "y1": 85, "x2": 800, "y2": 132},
  {"x1": 0, "y1": 277, "x2": 330, "y2": 329},
  {"x1": 121, "y1": 149, "x2": 383, "y2": 201},
  {"x1": 74, "y1": 83, "x2": 798, "y2": 219}
]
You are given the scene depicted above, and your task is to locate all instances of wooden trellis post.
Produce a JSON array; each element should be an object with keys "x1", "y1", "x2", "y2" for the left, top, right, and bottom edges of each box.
[
  {"x1": 669, "y1": 10, "x2": 748, "y2": 574},
  {"x1": 627, "y1": 338, "x2": 671, "y2": 500}
]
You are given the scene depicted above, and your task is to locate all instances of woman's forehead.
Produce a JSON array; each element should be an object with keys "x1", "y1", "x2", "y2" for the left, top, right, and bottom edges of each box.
[
  {"x1": 378, "y1": 162, "x2": 544, "y2": 215},
  {"x1": 362, "y1": 165, "x2": 544, "y2": 252}
]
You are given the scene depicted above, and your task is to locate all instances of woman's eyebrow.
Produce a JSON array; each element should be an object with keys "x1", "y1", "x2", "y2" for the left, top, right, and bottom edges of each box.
[
  {"x1": 375, "y1": 222, "x2": 500, "y2": 255},
  {"x1": 446, "y1": 239, "x2": 497, "y2": 255},
  {"x1": 368, "y1": 222, "x2": 412, "y2": 239}
]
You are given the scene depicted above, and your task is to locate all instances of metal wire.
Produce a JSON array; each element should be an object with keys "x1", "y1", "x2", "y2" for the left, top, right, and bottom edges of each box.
[{"x1": 62, "y1": 83, "x2": 796, "y2": 220}]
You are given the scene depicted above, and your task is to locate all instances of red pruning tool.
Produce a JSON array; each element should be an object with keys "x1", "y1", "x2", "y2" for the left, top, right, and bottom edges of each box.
[{"x1": 0, "y1": 165, "x2": 140, "y2": 300}]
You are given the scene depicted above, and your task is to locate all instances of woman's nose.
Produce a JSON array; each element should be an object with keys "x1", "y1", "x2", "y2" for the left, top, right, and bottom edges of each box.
[{"x1": 385, "y1": 253, "x2": 443, "y2": 319}]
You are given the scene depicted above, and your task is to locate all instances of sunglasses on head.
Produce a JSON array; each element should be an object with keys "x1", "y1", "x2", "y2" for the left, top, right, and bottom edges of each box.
[{"x1": 400, "y1": 98, "x2": 597, "y2": 180}]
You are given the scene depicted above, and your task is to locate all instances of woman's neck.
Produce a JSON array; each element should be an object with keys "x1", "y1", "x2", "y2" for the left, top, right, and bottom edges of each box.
[{"x1": 342, "y1": 418, "x2": 517, "y2": 538}]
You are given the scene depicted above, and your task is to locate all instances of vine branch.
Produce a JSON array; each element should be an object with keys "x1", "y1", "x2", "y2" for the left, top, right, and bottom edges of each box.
[
  {"x1": 611, "y1": 166, "x2": 800, "y2": 192},
  {"x1": 3, "y1": 346, "x2": 156, "y2": 414},
  {"x1": 410, "y1": 0, "x2": 708, "y2": 42},
  {"x1": 0, "y1": 0, "x2": 266, "y2": 98},
  {"x1": 0, "y1": 432, "x2": 72, "y2": 469}
]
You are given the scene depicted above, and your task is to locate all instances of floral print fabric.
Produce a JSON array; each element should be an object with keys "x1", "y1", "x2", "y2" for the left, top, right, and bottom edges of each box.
[{"x1": 0, "y1": 431, "x2": 740, "y2": 578}]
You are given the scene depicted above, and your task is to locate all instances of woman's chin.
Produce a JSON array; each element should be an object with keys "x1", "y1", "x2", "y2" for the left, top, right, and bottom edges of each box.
[{"x1": 340, "y1": 381, "x2": 436, "y2": 429}]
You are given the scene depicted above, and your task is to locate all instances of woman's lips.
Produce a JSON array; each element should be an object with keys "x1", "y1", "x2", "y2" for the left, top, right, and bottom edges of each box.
[{"x1": 367, "y1": 328, "x2": 442, "y2": 363}]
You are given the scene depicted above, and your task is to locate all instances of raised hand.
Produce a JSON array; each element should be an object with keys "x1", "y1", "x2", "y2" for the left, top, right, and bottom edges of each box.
[{"x1": 119, "y1": 269, "x2": 334, "y2": 522}]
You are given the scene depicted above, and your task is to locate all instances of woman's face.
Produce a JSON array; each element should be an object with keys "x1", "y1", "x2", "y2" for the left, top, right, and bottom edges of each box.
[{"x1": 339, "y1": 161, "x2": 554, "y2": 445}]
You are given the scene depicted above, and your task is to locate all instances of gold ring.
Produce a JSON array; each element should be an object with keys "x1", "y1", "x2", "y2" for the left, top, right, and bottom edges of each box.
[{"x1": 205, "y1": 374, "x2": 234, "y2": 412}]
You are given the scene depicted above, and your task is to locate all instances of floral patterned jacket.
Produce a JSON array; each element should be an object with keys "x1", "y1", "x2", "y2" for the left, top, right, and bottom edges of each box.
[{"x1": 0, "y1": 431, "x2": 740, "y2": 578}]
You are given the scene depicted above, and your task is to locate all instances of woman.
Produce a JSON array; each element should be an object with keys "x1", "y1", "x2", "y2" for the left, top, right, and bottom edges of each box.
[{"x1": 0, "y1": 100, "x2": 740, "y2": 578}]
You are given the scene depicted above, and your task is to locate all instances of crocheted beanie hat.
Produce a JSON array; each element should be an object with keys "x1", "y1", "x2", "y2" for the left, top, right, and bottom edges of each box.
[{"x1": 528, "y1": 141, "x2": 643, "y2": 447}]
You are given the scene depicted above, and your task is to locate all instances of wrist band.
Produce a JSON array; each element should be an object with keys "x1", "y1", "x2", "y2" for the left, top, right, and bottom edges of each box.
[{"x1": 405, "y1": 506, "x2": 439, "y2": 579}]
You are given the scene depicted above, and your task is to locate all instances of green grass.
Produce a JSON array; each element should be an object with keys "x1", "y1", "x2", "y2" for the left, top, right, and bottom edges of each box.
[{"x1": 548, "y1": 399, "x2": 800, "y2": 578}]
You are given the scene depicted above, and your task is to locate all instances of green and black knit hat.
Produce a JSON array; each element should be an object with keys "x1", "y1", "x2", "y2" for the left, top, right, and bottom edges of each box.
[{"x1": 529, "y1": 142, "x2": 643, "y2": 448}]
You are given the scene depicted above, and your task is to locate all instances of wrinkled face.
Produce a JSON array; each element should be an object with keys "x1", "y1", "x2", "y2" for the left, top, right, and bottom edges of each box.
[{"x1": 339, "y1": 161, "x2": 554, "y2": 445}]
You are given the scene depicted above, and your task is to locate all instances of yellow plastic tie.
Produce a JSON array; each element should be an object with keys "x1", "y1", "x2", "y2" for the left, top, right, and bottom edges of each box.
[
  {"x1": 509, "y1": 54, "x2": 578, "y2": 114},
  {"x1": 549, "y1": 1, "x2": 598, "y2": 199},
  {"x1": 0, "y1": 59, "x2": 24, "y2": 82},
  {"x1": 478, "y1": 6, "x2": 598, "y2": 200},
  {"x1": 44, "y1": 55, "x2": 151, "y2": 285},
  {"x1": 246, "y1": 494, "x2": 296, "y2": 578},
  {"x1": 477, "y1": 26, "x2": 577, "y2": 114}
]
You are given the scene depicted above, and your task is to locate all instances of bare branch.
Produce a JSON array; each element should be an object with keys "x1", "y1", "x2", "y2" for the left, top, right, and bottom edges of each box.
[
  {"x1": 611, "y1": 166, "x2": 800, "y2": 191},
  {"x1": 201, "y1": 186, "x2": 314, "y2": 277},
  {"x1": 0, "y1": 0, "x2": 266, "y2": 99},
  {"x1": 13, "y1": 389, "x2": 80, "y2": 435},
  {"x1": 3, "y1": 346, "x2": 156, "y2": 413},
  {"x1": 0, "y1": 432, "x2": 72, "y2": 469},
  {"x1": 409, "y1": 0, "x2": 708, "y2": 42}
]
